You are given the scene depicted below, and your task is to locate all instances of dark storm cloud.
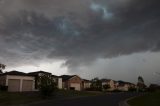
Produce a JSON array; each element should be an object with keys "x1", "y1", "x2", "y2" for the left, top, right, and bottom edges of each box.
[{"x1": 0, "y1": 0, "x2": 160, "y2": 68}]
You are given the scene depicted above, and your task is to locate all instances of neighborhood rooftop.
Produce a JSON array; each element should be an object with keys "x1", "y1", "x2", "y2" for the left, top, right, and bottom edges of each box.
[
  {"x1": 60, "y1": 75, "x2": 76, "y2": 81},
  {"x1": 0, "y1": 70, "x2": 137, "y2": 92},
  {"x1": 0, "y1": 71, "x2": 31, "y2": 76},
  {"x1": 28, "y1": 71, "x2": 52, "y2": 75}
]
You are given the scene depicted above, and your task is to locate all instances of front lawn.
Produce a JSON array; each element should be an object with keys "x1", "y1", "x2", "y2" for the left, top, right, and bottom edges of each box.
[
  {"x1": 0, "y1": 90, "x2": 102, "y2": 105},
  {"x1": 128, "y1": 91, "x2": 160, "y2": 106},
  {"x1": 55, "y1": 90, "x2": 103, "y2": 97},
  {"x1": 0, "y1": 91, "x2": 42, "y2": 105}
]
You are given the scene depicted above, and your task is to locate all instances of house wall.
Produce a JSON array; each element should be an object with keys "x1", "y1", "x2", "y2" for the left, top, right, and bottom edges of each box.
[
  {"x1": 62, "y1": 81, "x2": 69, "y2": 90},
  {"x1": 102, "y1": 80, "x2": 116, "y2": 91},
  {"x1": 118, "y1": 84, "x2": 129, "y2": 91},
  {"x1": 83, "y1": 82, "x2": 91, "y2": 89},
  {"x1": 6, "y1": 75, "x2": 35, "y2": 92},
  {"x1": 67, "y1": 76, "x2": 82, "y2": 91},
  {"x1": 52, "y1": 77, "x2": 62, "y2": 89},
  {"x1": 58, "y1": 78, "x2": 62, "y2": 89},
  {"x1": 0, "y1": 75, "x2": 6, "y2": 86},
  {"x1": 109, "y1": 80, "x2": 115, "y2": 90}
]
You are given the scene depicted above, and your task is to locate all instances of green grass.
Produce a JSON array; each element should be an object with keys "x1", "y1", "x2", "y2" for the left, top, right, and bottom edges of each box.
[
  {"x1": 0, "y1": 90, "x2": 102, "y2": 105},
  {"x1": 56, "y1": 90, "x2": 103, "y2": 97},
  {"x1": 128, "y1": 91, "x2": 160, "y2": 106},
  {"x1": 0, "y1": 91, "x2": 42, "y2": 105}
]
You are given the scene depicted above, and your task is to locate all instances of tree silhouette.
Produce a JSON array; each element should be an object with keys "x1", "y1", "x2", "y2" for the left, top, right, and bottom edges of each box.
[
  {"x1": 90, "y1": 78, "x2": 102, "y2": 91},
  {"x1": 138, "y1": 76, "x2": 144, "y2": 83},
  {"x1": 0, "y1": 63, "x2": 6, "y2": 74},
  {"x1": 137, "y1": 76, "x2": 146, "y2": 91}
]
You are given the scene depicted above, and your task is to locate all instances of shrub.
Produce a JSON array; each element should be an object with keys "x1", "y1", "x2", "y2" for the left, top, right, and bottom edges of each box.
[
  {"x1": 0, "y1": 85, "x2": 8, "y2": 91},
  {"x1": 90, "y1": 78, "x2": 102, "y2": 91},
  {"x1": 112, "y1": 89, "x2": 122, "y2": 92},
  {"x1": 103, "y1": 84, "x2": 110, "y2": 90},
  {"x1": 38, "y1": 75, "x2": 56, "y2": 98},
  {"x1": 128, "y1": 88, "x2": 137, "y2": 92}
]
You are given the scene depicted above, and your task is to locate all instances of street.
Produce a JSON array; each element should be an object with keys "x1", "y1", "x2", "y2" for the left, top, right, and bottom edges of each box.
[{"x1": 26, "y1": 92, "x2": 140, "y2": 106}]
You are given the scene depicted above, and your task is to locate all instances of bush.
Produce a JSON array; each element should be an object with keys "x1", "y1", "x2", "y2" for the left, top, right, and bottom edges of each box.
[
  {"x1": 0, "y1": 85, "x2": 8, "y2": 91},
  {"x1": 84, "y1": 88, "x2": 93, "y2": 91},
  {"x1": 102, "y1": 84, "x2": 110, "y2": 90},
  {"x1": 112, "y1": 89, "x2": 122, "y2": 92},
  {"x1": 90, "y1": 78, "x2": 102, "y2": 91},
  {"x1": 38, "y1": 75, "x2": 56, "y2": 98},
  {"x1": 128, "y1": 88, "x2": 137, "y2": 92}
]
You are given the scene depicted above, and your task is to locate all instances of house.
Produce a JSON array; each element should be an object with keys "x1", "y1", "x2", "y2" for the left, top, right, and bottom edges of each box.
[
  {"x1": 52, "y1": 75, "x2": 62, "y2": 89},
  {"x1": 101, "y1": 79, "x2": 116, "y2": 91},
  {"x1": 117, "y1": 81, "x2": 136, "y2": 91},
  {"x1": 82, "y1": 79, "x2": 91, "y2": 90},
  {"x1": 28, "y1": 71, "x2": 52, "y2": 90},
  {"x1": 0, "y1": 71, "x2": 35, "y2": 92},
  {"x1": 60, "y1": 75, "x2": 82, "y2": 91},
  {"x1": 117, "y1": 81, "x2": 129, "y2": 91}
]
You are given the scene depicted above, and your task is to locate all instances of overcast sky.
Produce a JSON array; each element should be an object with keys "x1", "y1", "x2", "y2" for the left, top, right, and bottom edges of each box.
[{"x1": 0, "y1": 0, "x2": 160, "y2": 85}]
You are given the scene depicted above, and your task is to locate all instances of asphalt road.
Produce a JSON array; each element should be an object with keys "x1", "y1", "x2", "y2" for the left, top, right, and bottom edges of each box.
[{"x1": 27, "y1": 92, "x2": 140, "y2": 106}]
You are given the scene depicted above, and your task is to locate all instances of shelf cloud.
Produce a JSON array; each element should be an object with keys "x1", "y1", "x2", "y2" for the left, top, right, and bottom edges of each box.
[{"x1": 0, "y1": 0, "x2": 160, "y2": 84}]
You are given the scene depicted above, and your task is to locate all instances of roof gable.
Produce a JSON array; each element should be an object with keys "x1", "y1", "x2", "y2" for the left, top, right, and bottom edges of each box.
[
  {"x1": 60, "y1": 75, "x2": 76, "y2": 81},
  {"x1": 69, "y1": 75, "x2": 81, "y2": 81}
]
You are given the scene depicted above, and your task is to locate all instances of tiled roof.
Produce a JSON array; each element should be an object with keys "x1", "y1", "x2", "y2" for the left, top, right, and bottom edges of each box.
[
  {"x1": 28, "y1": 71, "x2": 52, "y2": 76},
  {"x1": 118, "y1": 80, "x2": 135, "y2": 86},
  {"x1": 1, "y1": 71, "x2": 33, "y2": 76},
  {"x1": 60, "y1": 75, "x2": 76, "y2": 81}
]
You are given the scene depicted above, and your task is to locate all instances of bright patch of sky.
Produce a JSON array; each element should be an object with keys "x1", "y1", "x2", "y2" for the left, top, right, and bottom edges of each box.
[
  {"x1": 58, "y1": 18, "x2": 80, "y2": 36},
  {"x1": 90, "y1": 3, "x2": 113, "y2": 19},
  {"x1": 6, "y1": 60, "x2": 69, "y2": 76}
]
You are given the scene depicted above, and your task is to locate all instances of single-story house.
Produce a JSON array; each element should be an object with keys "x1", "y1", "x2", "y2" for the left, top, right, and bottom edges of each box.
[
  {"x1": 117, "y1": 84, "x2": 129, "y2": 91},
  {"x1": 28, "y1": 71, "x2": 63, "y2": 90},
  {"x1": 82, "y1": 79, "x2": 91, "y2": 90},
  {"x1": 52, "y1": 75, "x2": 62, "y2": 89},
  {"x1": 0, "y1": 71, "x2": 35, "y2": 92},
  {"x1": 60, "y1": 75, "x2": 82, "y2": 91},
  {"x1": 101, "y1": 79, "x2": 116, "y2": 91},
  {"x1": 117, "y1": 81, "x2": 136, "y2": 91}
]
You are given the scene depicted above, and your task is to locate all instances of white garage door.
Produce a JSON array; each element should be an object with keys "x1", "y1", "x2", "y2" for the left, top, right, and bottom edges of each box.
[
  {"x1": 70, "y1": 83, "x2": 81, "y2": 91},
  {"x1": 8, "y1": 79, "x2": 20, "y2": 92},
  {"x1": 22, "y1": 80, "x2": 33, "y2": 91}
]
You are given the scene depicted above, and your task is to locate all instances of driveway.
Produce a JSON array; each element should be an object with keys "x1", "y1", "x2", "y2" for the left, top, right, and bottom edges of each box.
[{"x1": 25, "y1": 92, "x2": 140, "y2": 106}]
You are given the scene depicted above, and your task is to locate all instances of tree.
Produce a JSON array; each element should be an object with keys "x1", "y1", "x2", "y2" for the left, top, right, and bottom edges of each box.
[
  {"x1": 0, "y1": 63, "x2": 6, "y2": 74},
  {"x1": 103, "y1": 84, "x2": 110, "y2": 90},
  {"x1": 38, "y1": 74, "x2": 56, "y2": 98},
  {"x1": 138, "y1": 76, "x2": 144, "y2": 84},
  {"x1": 137, "y1": 76, "x2": 146, "y2": 91},
  {"x1": 90, "y1": 78, "x2": 102, "y2": 91}
]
